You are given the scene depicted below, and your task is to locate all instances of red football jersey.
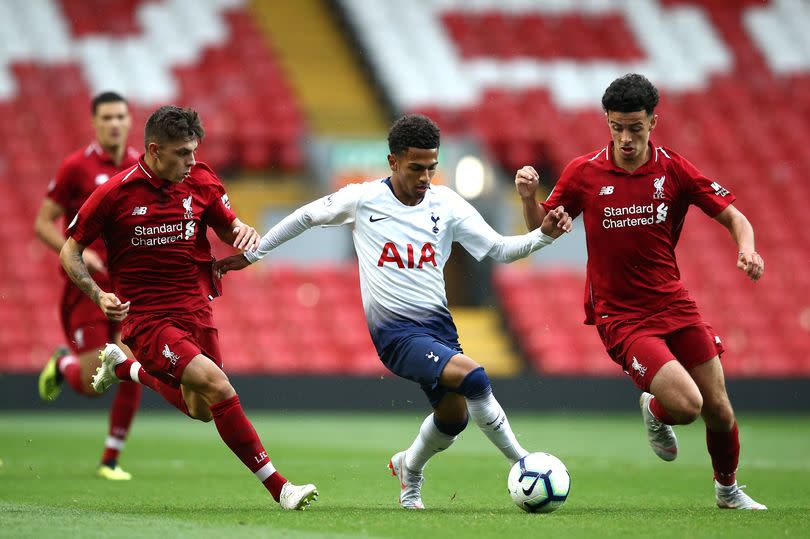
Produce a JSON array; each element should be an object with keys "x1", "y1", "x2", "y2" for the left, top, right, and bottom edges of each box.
[
  {"x1": 67, "y1": 157, "x2": 237, "y2": 320},
  {"x1": 542, "y1": 141, "x2": 735, "y2": 325},
  {"x1": 47, "y1": 141, "x2": 140, "y2": 278}
]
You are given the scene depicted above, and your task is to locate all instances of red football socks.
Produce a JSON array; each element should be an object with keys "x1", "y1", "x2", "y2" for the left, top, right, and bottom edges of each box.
[
  {"x1": 210, "y1": 395, "x2": 287, "y2": 501},
  {"x1": 707, "y1": 422, "x2": 740, "y2": 486},
  {"x1": 100, "y1": 381, "x2": 142, "y2": 466},
  {"x1": 649, "y1": 396, "x2": 679, "y2": 425}
]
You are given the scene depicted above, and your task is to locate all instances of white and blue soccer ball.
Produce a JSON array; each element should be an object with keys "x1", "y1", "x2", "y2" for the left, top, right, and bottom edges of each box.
[{"x1": 508, "y1": 452, "x2": 570, "y2": 513}]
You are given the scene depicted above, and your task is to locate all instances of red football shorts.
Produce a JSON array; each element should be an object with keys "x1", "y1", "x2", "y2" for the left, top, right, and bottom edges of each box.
[
  {"x1": 121, "y1": 307, "x2": 223, "y2": 388},
  {"x1": 59, "y1": 279, "x2": 118, "y2": 355},
  {"x1": 596, "y1": 298, "x2": 724, "y2": 391}
]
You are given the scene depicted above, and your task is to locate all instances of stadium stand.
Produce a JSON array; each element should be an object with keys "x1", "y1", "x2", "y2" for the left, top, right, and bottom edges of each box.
[{"x1": 0, "y1": 0, "x2": 807, "y2": 378}]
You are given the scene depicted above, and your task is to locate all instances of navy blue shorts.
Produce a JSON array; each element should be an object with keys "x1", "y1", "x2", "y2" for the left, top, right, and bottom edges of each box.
[{"x1": 379, "y1": 332, "x2": 463, "y2": 408}]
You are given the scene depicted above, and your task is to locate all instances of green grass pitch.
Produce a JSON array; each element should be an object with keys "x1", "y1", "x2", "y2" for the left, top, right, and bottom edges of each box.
[{"x1": 1, "y1": 411, "x2": 808, "y2": 538}]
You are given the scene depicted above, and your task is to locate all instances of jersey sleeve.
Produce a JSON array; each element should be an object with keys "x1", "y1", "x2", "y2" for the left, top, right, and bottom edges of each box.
[
  {"x1": 46, "y1": 158, "x2": 77, "y2": 209},
  {"x1": 540, "y1": 160, "x2": 584, "y2": 219},
  {"x1": 66, "y1": 182, "x2": 110, "y2": 247},
  {"x1": 302, "y1": 183, "x2": 363, "y2": 226},
  {"x1": 674, "y1": 153, "x2": 736, "y2": 217},
  {"x1": 447, "y1": 189, "x2": 501, "y2": 260},
  {"x1": 244, "y1": 183, "x2": 364, "y2": 263}
]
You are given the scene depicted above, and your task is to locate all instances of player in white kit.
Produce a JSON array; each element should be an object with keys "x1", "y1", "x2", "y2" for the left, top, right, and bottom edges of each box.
[{"x1": 215, "y1": 115, "x2": 571, "y2": 509}]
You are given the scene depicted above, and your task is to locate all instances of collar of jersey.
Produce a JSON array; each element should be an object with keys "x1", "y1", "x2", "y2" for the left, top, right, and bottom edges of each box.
[
  {"x1": 382, "y1": 176, "x2": 429, "y2": 207},
  {"x1": 88, "y1": 140, "x2": 120, "y2": 165},
  {"x1": 601, "y1": 141, "x2": 658, "y2": 176},
  {"x1": 137, "y1": 156, "x2": 172, "y2": 188}
]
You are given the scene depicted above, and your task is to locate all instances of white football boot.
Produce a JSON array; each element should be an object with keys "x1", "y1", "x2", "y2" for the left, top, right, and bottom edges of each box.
[
  {"x1": 388, "y1": 451, "x2": 425, "y2": 509},
  {"x1": 639, "y1": 392, "x2": 678, "y2": 461},
  {"x1": 279, "y1": 482, "x2": 319, "y2": 510},
  {"x1": 715, "y1": 482, "x2": 767, "y2": 510},
  {"x1": 92, "y1": 343, "x2": 127, "y2": 393}
]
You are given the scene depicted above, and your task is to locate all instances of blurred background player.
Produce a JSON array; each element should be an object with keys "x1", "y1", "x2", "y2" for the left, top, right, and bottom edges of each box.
[
  {"x1": 515, "y1": 73, "x2": 766, "y2": 510},
  {"x1": 215, "y1": 114, "x2": 572, "y2": 509},
  {"x1": 34, "y1": 91, "x2": 142, "y2": 481},
  {"x1": 61, "y1": 105, "x2": 318, "y2": 510}
]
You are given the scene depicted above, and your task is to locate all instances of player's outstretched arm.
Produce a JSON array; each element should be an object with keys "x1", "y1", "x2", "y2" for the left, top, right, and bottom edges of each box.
[
  {"x1": 60, "y1": 237, "x2": 130, "y2": 321},
  {"x1": 481, "y1": 206, "x2": 571, "y2": 264},
  {"x1": 515, "y1": 165, "x2": 548, "y2": 232},
  {"x1": 714, "y1": 205, "x2": 764, "y2": 281},
  {"x1": 213, "y1": 206, "x2": 313, "y2": 278}
]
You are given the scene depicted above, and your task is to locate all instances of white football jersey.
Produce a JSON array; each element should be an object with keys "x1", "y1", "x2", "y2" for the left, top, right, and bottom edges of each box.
[{"x1": 304, "y1": 179, "x2": 499, "y2": 332}]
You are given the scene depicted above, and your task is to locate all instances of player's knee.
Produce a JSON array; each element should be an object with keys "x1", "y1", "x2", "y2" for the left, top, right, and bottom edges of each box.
[
  {"x1": 670, "y1": 392, "x2": 703, "y2": 424},
  {"x1": 434, "y1": 415, "x2": 468, "y2": 436},
  {"x1": 457, "y1": 367, "x2": 492, "y2": 399},
  {"x1": 195, "y1": 372, "x2": 235, "y2": 405}
]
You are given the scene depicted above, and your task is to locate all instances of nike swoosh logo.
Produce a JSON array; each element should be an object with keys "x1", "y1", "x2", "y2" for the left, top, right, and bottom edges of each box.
[{"x1": 369, "y1": 215, "x2": 389, "y2": 222}]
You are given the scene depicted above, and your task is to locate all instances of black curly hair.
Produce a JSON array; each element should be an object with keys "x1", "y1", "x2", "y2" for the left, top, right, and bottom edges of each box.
[
  {"x1": 602, "y1": 73, "x2": 659, "y2": 115},
  {"x1": 388, "y1": 114, "x2": 440, "y2": 156}
]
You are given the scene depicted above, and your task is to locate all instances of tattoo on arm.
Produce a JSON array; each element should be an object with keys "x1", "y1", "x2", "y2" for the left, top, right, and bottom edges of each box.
[{"x1": 64, "y1": 247, "x2": 102, "y2": 305}]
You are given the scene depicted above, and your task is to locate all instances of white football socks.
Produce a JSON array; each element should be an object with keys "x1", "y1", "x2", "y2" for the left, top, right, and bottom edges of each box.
[
  {"x1": 404, "y1": 414, "x2": 458, "y2": 473},
  {"x1": 466, "y1": 392, "x2": 527, "y2": 464}
]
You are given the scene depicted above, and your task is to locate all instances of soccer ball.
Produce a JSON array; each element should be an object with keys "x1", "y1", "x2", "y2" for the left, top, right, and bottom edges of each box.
[{"x1": 507, "y1": 452, "x2": 570, "y2": 513}]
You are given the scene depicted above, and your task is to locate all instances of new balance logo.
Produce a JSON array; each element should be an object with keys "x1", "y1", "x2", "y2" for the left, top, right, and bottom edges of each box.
[
  {"x1": 656, "y1": 203, "x2": 668, "y2": 223},
  {"x1": 631, "y1": 356, "x2": 647, "y2": 376},
  {"x1": 599, "y1": 186, "x2": 614, "y2": 195},
  {"x1": 132, "y1": 206, "x2": 147, "y2": 215},
  {"x1": 710, "y1": 181, "x2": 730, "y2": 197}
]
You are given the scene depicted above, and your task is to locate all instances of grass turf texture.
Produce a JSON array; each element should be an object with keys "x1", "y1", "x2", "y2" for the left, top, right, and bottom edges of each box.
[{"x1": 1, "y1": 411, "x2": 808, "y2": 538}]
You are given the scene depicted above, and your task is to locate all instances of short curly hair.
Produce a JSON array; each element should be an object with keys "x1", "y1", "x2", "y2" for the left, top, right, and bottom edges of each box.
[
  {"x1": 602, "y1": 73, "x2": 659, "y2": 115},
  {"x1": 388, "y1": 114, "x2": 440, "y2": 156}
]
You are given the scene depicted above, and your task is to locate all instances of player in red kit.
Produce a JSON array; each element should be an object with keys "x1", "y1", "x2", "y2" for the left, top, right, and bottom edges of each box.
[
  {"x1": 35, "y1": 91, "x2": 143, "y2": 480},
  {"x1": 515, "y1": 74, "x2": 766, "y2": 510},
  {"x1": 60, "y1": 105, "x2": 318, "y2": 510}
]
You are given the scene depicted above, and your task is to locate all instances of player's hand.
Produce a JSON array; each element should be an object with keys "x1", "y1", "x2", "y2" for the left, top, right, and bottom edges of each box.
[
  {"x1": 214, "y1": 254, "x2": 251, "y2": 278},
  {"x1": 737, "y1": 250, "x2": 764, "y2": 281},
  {"x1": 515, "y1": 166, "x2": 540, "y2": 200},
  {"x1": 231, "y1": 221, "x2": 260, "y2": 252},
  {"x1": 540, "y1": 206, "x2": 572, "y2": 238},
  {"x1": 82, "y1": 248, "x2": 107, "y2": 274},
  {"x1": 98, "y1": 292, "x2": 130, "y2": 322}
]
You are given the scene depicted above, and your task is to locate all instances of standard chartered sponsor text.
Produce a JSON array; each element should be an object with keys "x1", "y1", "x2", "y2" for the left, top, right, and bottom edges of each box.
[
  {"x1": 603, "y1": 203, "x2": 655, "y2": 229},
  {"x1": 132, "y1": 221, "x2": 185, "y2": 246}
]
